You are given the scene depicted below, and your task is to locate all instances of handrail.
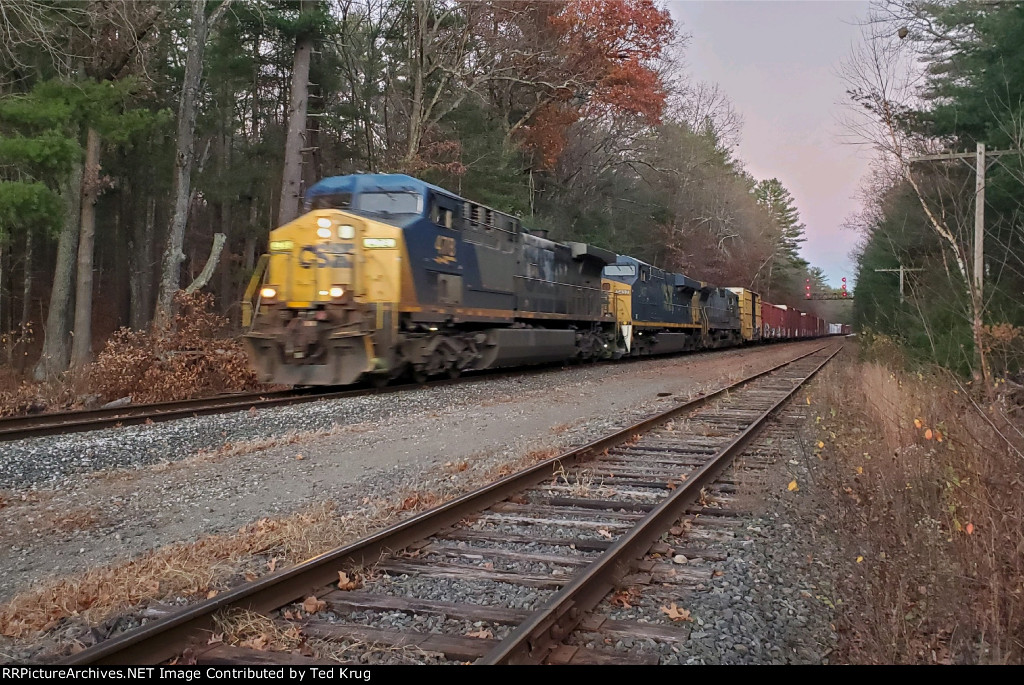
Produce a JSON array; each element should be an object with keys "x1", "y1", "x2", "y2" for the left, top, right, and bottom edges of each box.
[{"x1": 241, "y1": 253, "x2": 270, "y2": 329}]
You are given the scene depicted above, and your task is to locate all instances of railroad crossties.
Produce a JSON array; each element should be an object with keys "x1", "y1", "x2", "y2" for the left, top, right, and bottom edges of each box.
[{"x1": 0, "y1": 341, "x2": 844, "y2": 664}]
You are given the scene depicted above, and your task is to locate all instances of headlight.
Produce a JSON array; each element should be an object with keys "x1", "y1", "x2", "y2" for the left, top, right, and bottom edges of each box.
[
  {"x1": 316, "y1": 217, "x2": 333, "y2": 229},
  {"x1": 338, "y1": 224, "x2": 355, "y2": 240},
  {"x1": 363, "y1": 238, "x2": 397, "y2": 249},
  {"x1": 329, "y1": 287, "x2": 344, "y2": 298},
  {"x1": 269, "y1": 239, "x2": 293, "y2": 253},
  {"x1": 260, "y1": 287, "x2": 277, "y2": 299},
  {"x1": 316, "y1": 227, "x2": 332, "y2": 239}
]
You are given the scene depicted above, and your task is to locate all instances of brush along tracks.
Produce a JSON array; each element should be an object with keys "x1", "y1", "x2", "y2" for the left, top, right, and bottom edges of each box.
[{"x1": 61, "y1": 344, "x2": 841, "y2": 666}]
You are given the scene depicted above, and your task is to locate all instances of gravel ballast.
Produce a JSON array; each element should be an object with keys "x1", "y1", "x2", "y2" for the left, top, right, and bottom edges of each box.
[{"x1": 0, "y1": 341, "x2": 826, "y2": 613}]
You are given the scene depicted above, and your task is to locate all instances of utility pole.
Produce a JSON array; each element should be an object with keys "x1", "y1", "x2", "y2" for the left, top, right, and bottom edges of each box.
[
  {"x1": 908, "y1": 144, "x2": 1019, "y2": 305},
  {"x1": 974, "y1": 142, "x2": 985, "y2": 299},
  {"x1": 875, "y1": 265, "x2": 924, "y2": 303}
]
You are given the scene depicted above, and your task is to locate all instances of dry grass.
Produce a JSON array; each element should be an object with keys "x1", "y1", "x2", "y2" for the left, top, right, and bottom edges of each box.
[
  {"x1": 0, "y1": 420, "x2": 591, "y2": 650},
  {"x1": 812, "y1": 353, "x2": 1024, "y2": 664},
  {"x1": 0, "y1": 485, "x2": 454, "y2": 643}
]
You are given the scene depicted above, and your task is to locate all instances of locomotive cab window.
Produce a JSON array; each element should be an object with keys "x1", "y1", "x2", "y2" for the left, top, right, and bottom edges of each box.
[
  {"x1": 604, "y1": 265, "x2": 636, "y2": 277},
  {"x1": 309, "y1": 192, "x2": 352, "y2": 211},
  {"x1": 359, "y1": 191, "x2": 422, "y2": 216},
  {"x1": 430, "y1": 202, "x2": 453, "y2": 229}
]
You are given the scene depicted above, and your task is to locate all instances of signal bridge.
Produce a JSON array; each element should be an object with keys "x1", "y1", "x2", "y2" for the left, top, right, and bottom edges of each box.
[
  {"x1": 805, "y1": 276, "x2": 851, "y2": 300},
  {"x1": 805, "y1": 293, "x2": 854, "y2": 300}
]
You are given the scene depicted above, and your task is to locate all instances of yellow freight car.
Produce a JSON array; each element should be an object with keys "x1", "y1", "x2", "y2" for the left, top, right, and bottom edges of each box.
[{"x1": 726, "y1": 288, "x2": 761, "y2": 342}]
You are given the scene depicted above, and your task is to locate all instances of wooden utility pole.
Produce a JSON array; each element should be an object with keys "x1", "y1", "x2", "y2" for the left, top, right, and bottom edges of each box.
[
  {"x1": 908, "y1": 144, "x2": 1019, "y2": 302},
  {"x1": 974, "y1": 142, "x2": 985, "y2": 298},
  {"x1": 875, "y1": 265, "x2": 924, "y2": 303}
]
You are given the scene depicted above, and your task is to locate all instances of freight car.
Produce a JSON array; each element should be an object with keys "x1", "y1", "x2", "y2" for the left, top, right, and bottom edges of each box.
[{"x1": 242, "y1": 173, "x2": 843, "y2": 386}]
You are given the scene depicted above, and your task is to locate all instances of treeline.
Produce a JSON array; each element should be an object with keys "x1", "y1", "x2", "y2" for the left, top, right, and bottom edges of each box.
[
  {"x1": 846, "y1": 0, "x2": 1024, "y2": 381},
  {"x1": 0, "y1": 0, "x2": 828, "y2": 383}
]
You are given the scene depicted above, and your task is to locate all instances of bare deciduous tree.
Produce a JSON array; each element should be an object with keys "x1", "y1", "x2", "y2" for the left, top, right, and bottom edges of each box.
[{"x1": 840, "y1": 17, "x2": 993, "y2": 387}]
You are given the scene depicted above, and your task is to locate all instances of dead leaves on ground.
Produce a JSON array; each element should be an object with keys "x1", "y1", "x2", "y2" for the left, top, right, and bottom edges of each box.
[
  {"x1": 302, "y1": 596, "x2": 326, "y2": 614},
  {"x1": 661, "y1": 603, "x2": 693, "y2": 622},
  {"x1": 337, "y1": 571, "x2": 363, "y2": 591},
  {"x1": 611, "y1": 587, "x2": 642, "y2": 608}
]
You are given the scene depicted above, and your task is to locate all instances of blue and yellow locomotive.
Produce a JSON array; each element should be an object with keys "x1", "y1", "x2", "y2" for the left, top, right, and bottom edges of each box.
[{"x1": 242, "y1": 174, "x2": 616, "y2": 385}]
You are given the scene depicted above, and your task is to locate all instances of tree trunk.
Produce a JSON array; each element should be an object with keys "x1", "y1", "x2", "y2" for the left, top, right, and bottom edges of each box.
[
  {"x1": 0, "y1": 240, "x2": 5, "y2": 336},
  {"x1": 20, "y1": 227, "x2": 32, "y2": 327},
  {"x1": 71, "y1": 126, "x2": 101, "y2": 369},
  {"x1": 404, "y1": 0, "x2": 427, "y2": 169},
  {"x1": 34, "y1": 156, "x2": 83, "y2": 380},
  {"x1": 153, "y1": 0, "x2": 214, "y2": 331},
  {"x1": 277, "y1": 0, "x2": 315, "y2": 226},
  {"x1": 184, "y1": 233, "x2": 226, "y2": 294},
  {"x1": 130, "y1": 196, "x2": 156, "y2": 330}
]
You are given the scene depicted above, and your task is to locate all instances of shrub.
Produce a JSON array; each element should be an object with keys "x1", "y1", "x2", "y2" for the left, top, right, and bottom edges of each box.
[{"x1": 88, "y1": 292, "x2": 263, "y2": 404}]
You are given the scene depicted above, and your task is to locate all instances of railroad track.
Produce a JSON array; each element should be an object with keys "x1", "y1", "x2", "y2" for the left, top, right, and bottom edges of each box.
[
  {"x1": 0, "y1": 370, "x2": 506, "y2": 443},
  {"x1": 61, "y1": 342, "x2": 841, "y2": 666},
  {"x1": 0, "y1": 340, "x2": 826, "y2": 443}
]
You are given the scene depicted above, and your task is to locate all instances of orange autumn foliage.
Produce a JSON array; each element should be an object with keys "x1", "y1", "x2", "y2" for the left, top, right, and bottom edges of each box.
[{"x1": 519, "y1": 0, "x2": 674, "y2": 169}]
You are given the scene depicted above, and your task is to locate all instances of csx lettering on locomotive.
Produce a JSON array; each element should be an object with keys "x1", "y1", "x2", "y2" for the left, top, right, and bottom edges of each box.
[{"x1": 298, "y1": 245, "x2": 352, "y2": 269}]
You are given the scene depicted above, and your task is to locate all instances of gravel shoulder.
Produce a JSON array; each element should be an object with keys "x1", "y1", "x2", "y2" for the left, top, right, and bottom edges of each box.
[{"x1": 0, "y1": 341, "x2": 827, "y2": 608}]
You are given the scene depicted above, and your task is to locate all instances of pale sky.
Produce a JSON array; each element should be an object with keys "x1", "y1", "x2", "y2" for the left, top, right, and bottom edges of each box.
[{"x1": 669, "y1": 0, "x2": 873, "y2": 286}]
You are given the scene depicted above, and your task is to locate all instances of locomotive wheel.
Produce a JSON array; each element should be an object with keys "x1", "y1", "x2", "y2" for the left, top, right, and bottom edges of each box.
[
  {"x1": 411, "y1": 368, "x2": 429, "y2": 384},
  {"x1": 369, "y1": 375, "x2": 389, "y2": 389},
  {"x1": 447, "y1": 366, "x2": 461, "y2": 380}
]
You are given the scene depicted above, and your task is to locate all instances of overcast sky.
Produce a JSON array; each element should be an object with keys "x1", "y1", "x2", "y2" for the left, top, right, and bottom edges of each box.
[{"x1": 668, "y1": 0, "x2": 873, "y2": 287}]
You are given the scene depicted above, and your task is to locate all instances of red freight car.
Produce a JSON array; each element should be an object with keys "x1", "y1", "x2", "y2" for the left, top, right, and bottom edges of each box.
[{"x1": 761, "y1": 302, "x2": 786, "y2": 339}]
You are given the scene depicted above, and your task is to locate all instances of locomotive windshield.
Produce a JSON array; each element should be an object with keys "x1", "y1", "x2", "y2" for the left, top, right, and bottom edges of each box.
[
  {"x1": 359, "y1": 191, "x2": 423, "y2": 216},
  {"x1": 604, "y1": 265, "x2": 637, "y2": 277}
]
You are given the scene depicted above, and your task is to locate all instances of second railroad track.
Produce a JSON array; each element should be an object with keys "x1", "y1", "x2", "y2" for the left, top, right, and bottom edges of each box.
[{"x1": 61, "y1": 342, "x2": 842, "y2": 666}]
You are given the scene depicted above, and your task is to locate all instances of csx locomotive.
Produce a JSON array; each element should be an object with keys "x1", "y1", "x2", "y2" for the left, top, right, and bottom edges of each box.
[{"x1": 242, "y1": 174, "x2": 837, "y2": 386}]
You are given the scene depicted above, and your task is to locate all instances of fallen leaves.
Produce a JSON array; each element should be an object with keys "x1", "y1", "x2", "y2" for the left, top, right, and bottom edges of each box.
[
  {"x1": 966, "y1": 522, "x2": 974, "y2": 535},
  {"x1": 337, "y1": 572, "x2": 362, "y2": 591},
  {"x1": 788, "y1": 480, "x2": 799, "y2": 492},
  {"x1": 465, "y1": 628, "x2": 493, "y2": 639},
  {"x1": 597, "y1": 528, "x2": 613, "y2": 539},
  {"x1": 611, "y1": 587, "x2": 641, "y2": 608},
  {"x1": 661, "y1": 603, "x2": 693, "y2": 622},
  {"x1": 302, "y1": 596, "x2": 326, "y2": 614}
]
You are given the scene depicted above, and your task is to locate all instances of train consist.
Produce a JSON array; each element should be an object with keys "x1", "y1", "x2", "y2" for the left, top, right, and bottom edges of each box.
[{"x1": 242, "y1": 174, "x2": 848, "y2": 386}]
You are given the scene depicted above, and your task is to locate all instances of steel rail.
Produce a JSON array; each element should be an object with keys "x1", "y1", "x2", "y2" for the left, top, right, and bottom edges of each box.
[
  {"x1": 0, "y1": 367, "x2": 524, "y2": 442},
  {"x1": 479, "y1": 344, "x2": 842, "y2": 664},
  {"x1": 60, "y1": 343, "x2": 835, "y2": 666},
  {"x1": 1, "y1": 340, "x2": 830, "y2": 442}
]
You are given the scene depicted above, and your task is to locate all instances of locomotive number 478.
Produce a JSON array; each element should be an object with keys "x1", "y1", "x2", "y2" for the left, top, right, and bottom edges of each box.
[{"x1": 434, "y1": 235, "x2": 457, "y2": 264}]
